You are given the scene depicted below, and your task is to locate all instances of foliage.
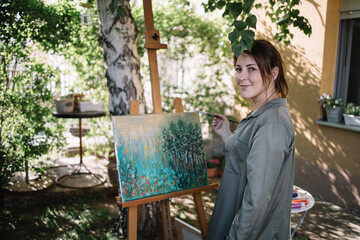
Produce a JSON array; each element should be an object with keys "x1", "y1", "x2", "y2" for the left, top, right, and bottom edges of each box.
[
  {"x1": 344, "y1": 103, "x2": 360, "y2": 116},
  {"x1": 132, "y1": 1, "x2": 247, "y2": 125},
  {"x1": 0, "y1": 194, "x2": 118, "y2": 240},
  {"x1": 201, "y1": 0, "x2": 312, "y2": 57},
  {"x1": 0, "y1": 0, "x2": 80, "y2": 53},
  {"x1": 0, "y1": 0, "x2": 79, "y2": 190},
  {"x1": 60, "y1": 3, "x2": 112, "y2": 159},
  {"x1": 318, "y1": 93, "x2": 343, "y2": 109},
  {"x1": 133, "y1": 0, "x2": 231, "y2": 60},
  {"x1": 162, "y1": 77, "x2": 244, "y2": 127},
  {"x1": 0, "y1": 56, "x2": 66, "y2": 189}
]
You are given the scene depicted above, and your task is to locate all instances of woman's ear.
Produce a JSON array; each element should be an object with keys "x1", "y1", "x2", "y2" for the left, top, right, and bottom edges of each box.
[{"x1": 271, "y1": 66, "x2": 279, "y2": 81}]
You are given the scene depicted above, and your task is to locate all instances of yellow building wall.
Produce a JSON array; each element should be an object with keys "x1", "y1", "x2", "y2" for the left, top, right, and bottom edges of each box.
[{"x1": 252, "y1": 0, "x2": 360, "y2": 212}]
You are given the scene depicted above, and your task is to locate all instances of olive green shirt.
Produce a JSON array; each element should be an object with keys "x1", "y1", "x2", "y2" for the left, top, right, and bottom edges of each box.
[{"x1": 205, "y1": 98, "x2": 295, "y2": 240}]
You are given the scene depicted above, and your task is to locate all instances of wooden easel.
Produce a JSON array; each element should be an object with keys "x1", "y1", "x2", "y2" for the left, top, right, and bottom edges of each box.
[
  {"x1": 115, "y1": 1, "x2": 219, "y2": 239},
  {"x1": 116, "y1": 98, "x2": 219, "y2": 240}
]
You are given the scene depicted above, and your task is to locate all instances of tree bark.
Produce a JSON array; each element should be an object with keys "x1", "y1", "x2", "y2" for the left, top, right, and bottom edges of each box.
[
  {"x1": 97, "y1": 0, "x2": 146, "y2": 115},
  {"x1": 97, "y1": 1, "x2": 161, "y2": 238}
]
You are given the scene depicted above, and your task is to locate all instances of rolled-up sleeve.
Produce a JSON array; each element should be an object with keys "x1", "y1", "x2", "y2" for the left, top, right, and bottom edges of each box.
[{"x1": 227, "y1": 123, "x2": 290, "y2": 239}]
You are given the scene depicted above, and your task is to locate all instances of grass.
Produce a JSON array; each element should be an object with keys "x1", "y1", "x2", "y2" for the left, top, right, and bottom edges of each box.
[
  {"x1": 0, "y1": 193, "x2": 119, "y2": 240},
  {"x1": 0, "y1": 185, "x2": 309, "y2": 240}
]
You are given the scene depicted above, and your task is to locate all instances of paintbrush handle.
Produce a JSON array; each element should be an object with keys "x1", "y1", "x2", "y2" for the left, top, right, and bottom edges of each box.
[{"x1": 197, "y1": 111, "x2": 239, "y2": 123}]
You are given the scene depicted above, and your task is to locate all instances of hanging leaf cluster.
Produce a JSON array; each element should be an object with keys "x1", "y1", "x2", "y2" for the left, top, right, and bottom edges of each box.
[
  {"x1": 108, "y1": 0, "x2": 129, "y2": 15},
  {"x1": 202, "y1": 0, "x2": 312, "y2": 57}
]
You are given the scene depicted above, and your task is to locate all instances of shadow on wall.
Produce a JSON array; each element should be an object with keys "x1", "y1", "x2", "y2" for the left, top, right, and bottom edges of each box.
[{"x1": 258, "y1": 21, "x2": 360, "y2": 213}]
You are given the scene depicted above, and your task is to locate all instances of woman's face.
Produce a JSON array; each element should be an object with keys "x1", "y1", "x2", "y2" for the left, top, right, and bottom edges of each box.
[{"x1": 235, "y1": 53, "x2": 267, "y2": 102}]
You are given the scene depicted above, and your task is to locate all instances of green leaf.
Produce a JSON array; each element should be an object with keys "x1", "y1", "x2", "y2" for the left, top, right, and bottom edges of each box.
[
  {"x1": 228, "y1": 29, "x2": 241, "y2": 43},
  {"x1": 229, "y1": 2, "x2": 243, "y2": 19},
  {"x1": 243, "y1": 0, "x2": 255, "y2": 13},
  {"x1": 217, "y1": 0, "x2": 226, "y2": 9},
  {"x1": 239, "y1": 38, "x2": 247, "y2": 49},
  {"x1": 117, "y1": 6, "x2": 125, "y2": 16},
  {"x1": 108, "y1": 0, "x2": 118, "y2": 14},
  {"x1": 244, "y1": 0, "x2": 255, "y2": 9},
  {"x1": 234, "y1": 20, "x2": 247, "y2": 31},
  {"x1": 222, "y1": 9, "x2": 229, "y2": 17},
  {"x1": 241, "y1": 29, "x2": 255, "y2": 48},
  {"x1": 245, "y1": 15, "x2": 257, "y2": 28},
  {"x1": 245, "y1": 39, "x2": 253, "y2": 50},
  {"x1": 232, "y1": 42, "x2": 244, "y2": 58}
]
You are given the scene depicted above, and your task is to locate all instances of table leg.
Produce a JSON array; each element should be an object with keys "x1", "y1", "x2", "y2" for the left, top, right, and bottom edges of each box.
[
  {"x1": 53, "y1": 112, "x2": 107, "y2": 188},
  {"x1": 79, "y1": 118, "x2": 83, "y2": 164},
  {"x1": 291, "y1": 210, "x2": 308, "y2": 239}
]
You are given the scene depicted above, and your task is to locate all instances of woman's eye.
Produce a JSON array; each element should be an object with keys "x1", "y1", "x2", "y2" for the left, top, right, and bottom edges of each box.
[
  {"x1": 235, "y1": 67, "x2": 242, "y2": 72},
  {"x1": 249, "y1": 67, "x2": 256, "y2": 71}
]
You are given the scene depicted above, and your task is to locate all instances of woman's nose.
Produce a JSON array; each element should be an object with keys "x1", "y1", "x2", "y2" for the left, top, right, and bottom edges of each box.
[{"x1": 236, "y1": 71, "x2": 247, "y2": 83}]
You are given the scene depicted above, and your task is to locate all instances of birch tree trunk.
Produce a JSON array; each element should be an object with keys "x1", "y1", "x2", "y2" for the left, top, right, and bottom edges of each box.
[
  {"x1": 96, "y1": 1, "x2": 161, "y2": 238},
  {"x1": 97, "y1": 0, "x2": 146, "y2": 115}
]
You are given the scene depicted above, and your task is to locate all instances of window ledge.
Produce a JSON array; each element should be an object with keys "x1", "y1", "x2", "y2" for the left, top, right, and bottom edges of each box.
[{"x1": 316, "y1": 119, "x2": 360, "y2": 133}]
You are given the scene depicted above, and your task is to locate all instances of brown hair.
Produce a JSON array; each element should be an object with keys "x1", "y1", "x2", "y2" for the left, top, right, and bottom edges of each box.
[{"x1": 243, "y1": 39, "x2": 288, "y2": 98}]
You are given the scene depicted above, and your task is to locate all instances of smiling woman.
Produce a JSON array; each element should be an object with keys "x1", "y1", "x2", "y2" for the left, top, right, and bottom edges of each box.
[{"x1": 206, "y1": 39, "x2": 295, "y2": 240}]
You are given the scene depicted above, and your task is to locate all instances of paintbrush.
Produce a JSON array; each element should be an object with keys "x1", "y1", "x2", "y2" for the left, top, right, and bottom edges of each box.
[{"x1": 196, "y1": 111, "x2": 239, "y2": 123}]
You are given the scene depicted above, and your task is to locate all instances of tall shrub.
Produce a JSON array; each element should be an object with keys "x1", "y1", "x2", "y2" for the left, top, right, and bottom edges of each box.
[{"x1": 0, "y1": 0, "x2": 79, "y2": 191}]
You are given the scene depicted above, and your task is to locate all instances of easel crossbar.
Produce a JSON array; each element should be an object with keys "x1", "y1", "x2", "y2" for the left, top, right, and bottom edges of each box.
[{"x1": 116, "y1": 183, "x2": 219, "y2": 208}]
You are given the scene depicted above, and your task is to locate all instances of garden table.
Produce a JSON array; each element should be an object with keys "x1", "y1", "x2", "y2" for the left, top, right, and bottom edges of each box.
[
  {"x1": 52, "y1": 111, "x2": 107, "y2": 188},
  {"x1": 290, "y1": 185, "x2": 315, "y2": 239}
]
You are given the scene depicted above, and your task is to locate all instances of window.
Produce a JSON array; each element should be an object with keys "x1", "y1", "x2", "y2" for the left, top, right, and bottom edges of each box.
[{"x1": 334, "y1": 1, "x2": 360, "y2": 105}]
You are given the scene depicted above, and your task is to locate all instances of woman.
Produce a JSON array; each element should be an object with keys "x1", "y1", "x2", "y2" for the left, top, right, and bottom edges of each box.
[{"x1": 205, "y1": 39, "x2": 295, "y2": 240}]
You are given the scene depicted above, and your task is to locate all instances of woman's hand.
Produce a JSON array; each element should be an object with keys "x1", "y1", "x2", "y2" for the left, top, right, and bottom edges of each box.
[{"x1": 212, "y1": 114, "x2": 232, "y2": 142}]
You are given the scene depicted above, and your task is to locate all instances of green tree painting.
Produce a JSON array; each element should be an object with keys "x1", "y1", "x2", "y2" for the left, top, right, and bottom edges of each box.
[{"x1": 161, "y1": 120, "x2": 206, "y2": 189}]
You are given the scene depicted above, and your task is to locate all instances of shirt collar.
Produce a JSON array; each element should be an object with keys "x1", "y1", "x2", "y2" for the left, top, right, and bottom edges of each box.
[{"x1": 244, "y1": 98, "x2": 287, "y2": 120}]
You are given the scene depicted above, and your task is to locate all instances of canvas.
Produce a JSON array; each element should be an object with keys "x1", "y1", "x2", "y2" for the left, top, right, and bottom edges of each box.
[{"x1": 112, "y1": 112, "x2": 209, "y2": 202}]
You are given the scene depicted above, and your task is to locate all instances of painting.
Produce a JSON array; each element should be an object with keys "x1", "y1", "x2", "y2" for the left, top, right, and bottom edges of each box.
[{"x1": 112, "y1": 112, "x2": 209, "y2": 202}]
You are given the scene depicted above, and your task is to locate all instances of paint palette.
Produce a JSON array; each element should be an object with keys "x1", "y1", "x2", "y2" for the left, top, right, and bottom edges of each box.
[{"x1": 291, "y1": 186, "x2": 315, "y2": 213}]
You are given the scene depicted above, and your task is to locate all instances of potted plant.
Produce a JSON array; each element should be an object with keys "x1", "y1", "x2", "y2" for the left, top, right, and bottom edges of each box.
[
  {"x1": 207, "y1": 158, "x2": 221, "y2": 178},
  {"x1": 318, "y1": 93, "x2": 344, "y2": 123},
  {"x1": 343, "y1": 103, "x2": 360, "y2": 127},
  {"x1": 54, "y1": 95, "x2": 74, "y2": 113}
]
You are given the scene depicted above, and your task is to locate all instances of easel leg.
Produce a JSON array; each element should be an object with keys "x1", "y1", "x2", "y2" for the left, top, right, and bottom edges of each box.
[
  {"x1": 160, "y1": 199, "x2": 173, "y2": 240},
  {"x1": 193, "y1": 192, "x2": 208, "y2": 239},
  {"x1": 128, "y1": 206, "x2": 138, "y2": 240}
]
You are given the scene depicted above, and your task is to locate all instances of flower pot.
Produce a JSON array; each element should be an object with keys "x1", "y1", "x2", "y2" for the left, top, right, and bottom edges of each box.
[
  {"x1": 79, "y1": 101, "x2": 103, "y2": 112},
  {"x1": 343, "y1": 114, "x2": 360, "y2": 127},
  {"x1": 207, "y1": 168, "x2": 217, "y2": 178},
  {"x1": 218, "y1": 169, "x2": 224, "y2": 178},
  {"x1": 55, "y1": 98, "x2": 74, "y2": 113},
  {"x1": 326, "y1": 106, "x2": 343, "y2": 123}
]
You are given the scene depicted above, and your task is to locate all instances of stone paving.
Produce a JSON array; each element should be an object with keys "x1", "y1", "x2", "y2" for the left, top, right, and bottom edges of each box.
[{"x1": 4, "y1": 156, "x2": 360, "y2": 239}]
